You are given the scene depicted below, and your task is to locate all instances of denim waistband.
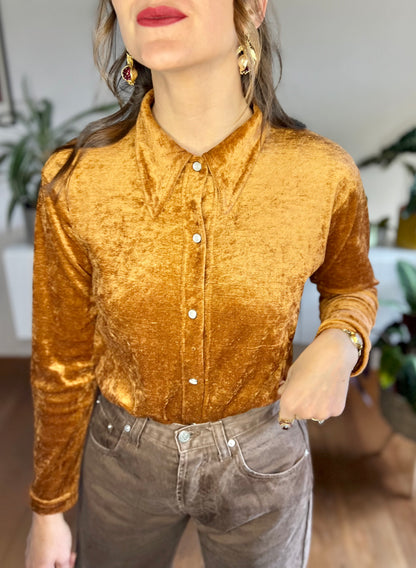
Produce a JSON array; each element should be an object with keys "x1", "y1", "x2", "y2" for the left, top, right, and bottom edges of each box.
[{"x1": 95, "y1": 390, "x2": 282, "y2": 449}]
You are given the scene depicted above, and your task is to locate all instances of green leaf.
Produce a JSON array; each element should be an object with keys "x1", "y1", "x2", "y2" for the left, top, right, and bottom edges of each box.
[
  {"x1": 6, "y1": 194, "x2": 21, "y2": 225},
  {"x1": 397, "y1": 355, "x2": 416, "y2": 408},
  {"x1": 358, "y1": 126, "x2": 416, "y2": 168},
  {"x1": 379, "y1": 369, "x2": 396, "y2": 389},
  {"x1": 0, "y1": 78, "x2": 118, "y2": 218},
  {"x1": 0, "y1": 153, "x2": 10, "y2": 166},
  {"x1": 397, "y1": 260, "x2": 416, "y2": 313},
  {"x1": 379, "y1": 344, "x2": 405, "y2": 388},
  {"x1": 404, "y1": 163, "x2": 416, "y2": 177}
]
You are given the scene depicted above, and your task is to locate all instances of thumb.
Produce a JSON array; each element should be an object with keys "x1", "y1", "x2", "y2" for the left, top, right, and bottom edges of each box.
[
  {"x1": 70, "y1": 551, "x2": 77, "y2": 568},
  {"x1": 277, "y1": 377, "x2": 288, "y2": 396},
  {"x1": 277, "y1": 389, "x2": 295, "y2": 426}
]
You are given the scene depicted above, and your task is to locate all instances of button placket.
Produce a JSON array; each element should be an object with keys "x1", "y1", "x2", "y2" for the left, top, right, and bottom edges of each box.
[{"x1": 180, "y1": 159, "x2": 210, "y2": 422}]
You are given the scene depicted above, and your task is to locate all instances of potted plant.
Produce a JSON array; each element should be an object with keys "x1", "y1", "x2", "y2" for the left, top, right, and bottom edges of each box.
[
  {"x1": 0, "y1": 80, "x2": 116, "y2": 242},
  {"x1": 358, "y1": 127, "x2": 416, "y2": 249},
  {"x1": 375, "y1": 259, "x2": 416, "y2": 440}
]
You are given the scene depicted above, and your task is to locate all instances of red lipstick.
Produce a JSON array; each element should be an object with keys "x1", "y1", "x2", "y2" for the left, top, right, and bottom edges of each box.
[{"x1": 137, "y1": 6, "x2": 187, "y2": 27}]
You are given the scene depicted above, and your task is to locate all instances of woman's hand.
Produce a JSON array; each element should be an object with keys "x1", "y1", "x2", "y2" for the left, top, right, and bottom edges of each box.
[
  {"x1": 278, "y1": 328, "x2": 360, "y2": 424},
  {"x1": 25, "y1": 511, "x2": 76, "y2": 568}
]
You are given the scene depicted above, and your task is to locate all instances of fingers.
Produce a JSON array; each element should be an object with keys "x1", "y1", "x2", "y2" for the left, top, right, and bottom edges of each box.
[
  {"x1": 277, "y1": 380, "x2": 287, "y2": 396},
  {"x1": 279, "y1": 390, "x2": 334, "y2": 426},
  {"x1": 278, "y1": 412, "x2": 327, "y2": 429},
  {"x1": 278, "y1": 414, "x2": 295, "y2": 430},
  {"x1": 310, "y1": 417, "x2": 326, "y2": 424}
]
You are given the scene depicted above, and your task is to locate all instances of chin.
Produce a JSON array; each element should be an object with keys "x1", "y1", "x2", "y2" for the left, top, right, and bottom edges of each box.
[{"x1": 138, "y1": 42, "x2": 196, "y2": 73}]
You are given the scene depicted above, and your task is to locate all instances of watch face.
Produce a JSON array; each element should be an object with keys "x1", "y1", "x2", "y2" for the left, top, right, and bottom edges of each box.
[
  {"x1": 355, "y1": 333, "x2": 363, "y2": 349},
  {"x1": 343, "y1": 329, "x2": 363, "y2": 352}
]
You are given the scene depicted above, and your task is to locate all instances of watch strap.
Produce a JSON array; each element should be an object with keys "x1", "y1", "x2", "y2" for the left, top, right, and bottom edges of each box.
[{"x1": 341, "y1": 328, "x2": 363, "y2": 359}]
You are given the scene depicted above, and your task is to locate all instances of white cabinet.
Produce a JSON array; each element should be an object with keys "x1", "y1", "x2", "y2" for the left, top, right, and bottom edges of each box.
[{"x1": 2, "y1": 244, "x2": 33, "y2": 340}]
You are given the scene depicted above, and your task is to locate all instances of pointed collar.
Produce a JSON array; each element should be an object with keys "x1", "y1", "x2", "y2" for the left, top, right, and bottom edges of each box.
[{"x1": 134, "y1": 89, "x2": 267, "y2": 217}]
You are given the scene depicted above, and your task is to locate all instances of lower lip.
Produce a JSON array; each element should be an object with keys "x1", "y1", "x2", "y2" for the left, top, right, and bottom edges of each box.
[{"x1": 137, "y1": 16, "x2": 186, "y2": 27}]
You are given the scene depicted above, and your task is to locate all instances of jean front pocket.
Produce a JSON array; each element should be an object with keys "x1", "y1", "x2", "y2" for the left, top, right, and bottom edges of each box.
[
  {"x1": 234, "y1": 416, "x2": 310, "y2": 480},
  {"x1": 88, "y1": 396, "x2": 128, "y2": 455},
  {"x1": 191, "y1": 416, "x2": 313, "y2": 534}
]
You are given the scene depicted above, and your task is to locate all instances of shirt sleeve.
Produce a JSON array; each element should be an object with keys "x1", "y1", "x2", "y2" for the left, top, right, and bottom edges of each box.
[
  {"x1": 29, "y1": 156, "x2": 98, "y2": 514},
  {"x1": 309, "y1": 159, "x2": 379, "y2": 376}
]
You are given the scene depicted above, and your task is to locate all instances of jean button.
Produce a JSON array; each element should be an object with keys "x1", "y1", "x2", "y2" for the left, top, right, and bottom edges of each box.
[{"x1": 178, "y1": 430, "x2": 191, "y2": 443}]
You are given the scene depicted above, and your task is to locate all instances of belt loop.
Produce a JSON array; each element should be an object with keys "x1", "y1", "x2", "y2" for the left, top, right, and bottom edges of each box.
[
  {"x1": 131, "y1": 417, "x2": 148, "y2": 448},
  {"x1": 211, "y1": 421, "x2": 232, "y2": 461}
]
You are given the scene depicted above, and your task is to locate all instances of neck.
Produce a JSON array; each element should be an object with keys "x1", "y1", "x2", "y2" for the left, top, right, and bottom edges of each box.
[{"x1": 151, "y1": 60, "x2": 253, "y2": 155}]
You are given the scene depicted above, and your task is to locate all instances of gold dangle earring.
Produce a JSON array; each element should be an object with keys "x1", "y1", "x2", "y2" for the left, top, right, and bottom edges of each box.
[
  {"x1": 236, "y1": 36, "x2": 257, "y2": 75},
  {"x1": 121, "y1": 52, "x2": 138, "y2": 86}
]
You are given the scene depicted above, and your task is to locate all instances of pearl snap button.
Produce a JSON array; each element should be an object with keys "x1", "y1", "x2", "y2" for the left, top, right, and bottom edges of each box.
[
  {"x1": 227, "y1": 439, "x2": 236, "y2": 447},
  {"x1": 107, "y1": 424, "x2": 113, "y2": 430},
  {"x1": 124, "y1": 424, "x2": 131, "y2": 433},
  {"x1": 193, "y1": 233, "x2": 202, "y2": 243},
  {"x1": 188, "y1": 309, "x2": 197, "y2": 319},
  {"x1": 192, "y1": 161, "x2": 202, "y2": 172},
  {"x1": 178, "y1": 430, "x2": 191, "y2": 443},
  {"x1": 189, "y1": 378, "x2": 198, "y2": 385}
]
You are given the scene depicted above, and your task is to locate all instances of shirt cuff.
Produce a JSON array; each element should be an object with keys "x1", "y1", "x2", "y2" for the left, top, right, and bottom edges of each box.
[
  {"x1": 30, "y1": 489, "x2": 78, "y2": 515},
  {"x1": 314, "y1": 320, "x2": 372, "y2": 377}
]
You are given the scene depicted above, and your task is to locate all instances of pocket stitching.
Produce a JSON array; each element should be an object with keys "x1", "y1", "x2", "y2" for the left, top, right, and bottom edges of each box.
[
  {"x1": 88, "y1": 402, "x2": 125, "y2": 455},
  {"x1": 234, "y1": 435, "x2": 310, "y2": 480}
]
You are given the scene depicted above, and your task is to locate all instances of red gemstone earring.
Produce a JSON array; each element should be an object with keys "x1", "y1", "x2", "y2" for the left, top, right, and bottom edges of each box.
[{"x1": 121, "y1": 53, "x2": 138, "y2": 86}]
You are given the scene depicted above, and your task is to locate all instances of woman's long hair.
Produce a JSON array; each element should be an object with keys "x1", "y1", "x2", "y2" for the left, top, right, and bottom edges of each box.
[{"x1": 49, "y1": 0, "x2": 305, "y2": 190}]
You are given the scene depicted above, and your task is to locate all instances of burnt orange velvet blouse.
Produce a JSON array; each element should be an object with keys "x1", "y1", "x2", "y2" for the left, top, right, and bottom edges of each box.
[{"x1": 29, "y1": 88, "x2": 379, "y2": 514}]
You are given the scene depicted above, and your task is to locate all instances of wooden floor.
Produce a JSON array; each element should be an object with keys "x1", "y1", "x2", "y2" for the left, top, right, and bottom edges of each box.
[{"x1": 1, "y1": 358, "x2": 415, "y2": 568}]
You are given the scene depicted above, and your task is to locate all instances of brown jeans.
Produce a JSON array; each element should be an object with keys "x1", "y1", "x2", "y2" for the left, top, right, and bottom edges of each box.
[{"x1": 74, "y1": 390, "x2": 313, "y2": 568}]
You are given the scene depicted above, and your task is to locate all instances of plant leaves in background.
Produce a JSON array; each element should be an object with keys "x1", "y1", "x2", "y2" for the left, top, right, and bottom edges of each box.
[
  {"x1": 0, "y1": 78, "x2": 118, "y2": 225},
  {"x1": 397, "y1": 356, "x2": 416, "y2": 411},
  {"x1": 358, "y1": 127, "x2": 416, "y2": 168},
  {"x1": 397, "y1": 260, "x2": 416, "y2": 314},
  {"x1": 379, "y1": 344, "x2": 405, "y2": 389}
]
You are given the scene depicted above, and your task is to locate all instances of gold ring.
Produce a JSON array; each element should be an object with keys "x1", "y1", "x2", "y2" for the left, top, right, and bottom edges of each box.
[
  {"x1": 278, "y1": 415, "x2": 295, "y2": 430},
  {"x1": 311, "y1": 418, "x2": 326, "y2": 425}
]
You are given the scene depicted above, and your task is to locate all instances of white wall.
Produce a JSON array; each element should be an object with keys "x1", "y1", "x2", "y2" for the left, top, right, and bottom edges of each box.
[
  {"x1": 1, "y1": 0, "x2": 416, "y2": 355},
  {"x1": 275, "y1": 0, "x2": 416, "y2": 231},
  {"x1": 0, "y1": 0, "x2": 110, "y2": 233}
]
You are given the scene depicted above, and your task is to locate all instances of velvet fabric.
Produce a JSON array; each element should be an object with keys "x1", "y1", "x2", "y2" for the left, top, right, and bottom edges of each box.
[{"x1": 29, "y1": 89, "x2": 379, "y2": 514}]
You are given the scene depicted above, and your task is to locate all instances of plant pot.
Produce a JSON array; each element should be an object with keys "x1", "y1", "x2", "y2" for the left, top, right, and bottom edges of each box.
[
  {"x1": 23, "y1": 206, "x2": 36, "y2": 244},
  {"x1": 379, "y1": 388, "x2": 416, "y2": 442},
  {"x1": 396, "y1": 209, "x2": 416, "y2": 249}
]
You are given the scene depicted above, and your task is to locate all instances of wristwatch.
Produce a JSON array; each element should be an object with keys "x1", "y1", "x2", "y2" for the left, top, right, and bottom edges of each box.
[{"x1": 341, "y1": 328, "x2": 363, "y2": 359}]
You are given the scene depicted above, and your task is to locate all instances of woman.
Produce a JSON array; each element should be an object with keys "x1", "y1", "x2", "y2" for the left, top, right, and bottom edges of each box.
[{"x1": 25, "y1": 1, "x2": 379, "y2": 567}]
